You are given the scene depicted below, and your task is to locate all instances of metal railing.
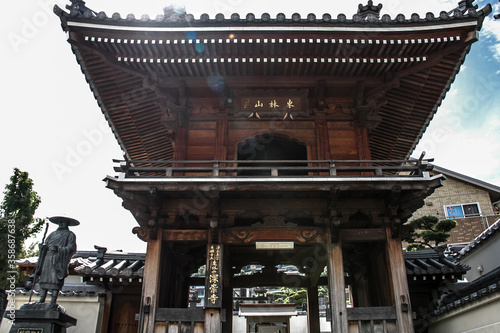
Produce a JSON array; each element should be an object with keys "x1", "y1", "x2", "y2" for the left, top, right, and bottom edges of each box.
[{"x1": 112, "y1": 158, "x2": 434, "y2": 179}]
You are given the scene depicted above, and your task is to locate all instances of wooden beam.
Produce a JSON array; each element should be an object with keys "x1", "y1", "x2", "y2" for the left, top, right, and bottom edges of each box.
[
  {"x1": 347, "y1": 306, "x2": 397, "y2": 321},
  {"x1": 223, "y1": 227, "x2": 326, "y2": 244},
  {"x1": 340, "y1": 228, "x2": 386, "y2": 242},
  {"x1": 162, "y1": 228, "x2": 385, "y2": 244},
  {"x1": 163, "y1": 229, "x2": 208, "y2": 242},
  {"x1": 156, "y1": 75, "x2": 383, "y2": 89},
  {"x1": 155, "y1": 308, "x2": 205, "y2": 322},
  {"x1": 385, "y1": 227, "x2": 414, "y2": 333}
]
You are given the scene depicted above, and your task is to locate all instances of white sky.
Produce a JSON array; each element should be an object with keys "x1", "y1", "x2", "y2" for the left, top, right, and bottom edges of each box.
[{"x1": 1, "y1": 0, "x2": 499, "y2": 253}]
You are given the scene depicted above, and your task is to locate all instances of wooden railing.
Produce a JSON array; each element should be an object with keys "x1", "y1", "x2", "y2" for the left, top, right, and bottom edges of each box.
[{"x1": 113, "y1": 158, "x2": 434, "y2": 178}]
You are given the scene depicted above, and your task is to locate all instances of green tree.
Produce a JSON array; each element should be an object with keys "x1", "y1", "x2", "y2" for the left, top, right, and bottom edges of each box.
[
  {"x1": 0, "y1": 168, "x2": 45, "y2": 291},
  {"x1": 403, "y1": 215, "x2": 457, "y2": 251},
  {"x1": 273, "y1": 288, "x2": 308, "y2": 307}
]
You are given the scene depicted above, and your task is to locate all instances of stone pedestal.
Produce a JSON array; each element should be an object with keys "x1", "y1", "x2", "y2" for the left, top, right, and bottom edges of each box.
[{"x1": 7, "y1": 309, "x2": 76, "y2": 333}]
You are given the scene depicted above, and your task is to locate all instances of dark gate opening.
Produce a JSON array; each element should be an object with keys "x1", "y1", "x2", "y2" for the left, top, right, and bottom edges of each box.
[{"x1": 237, "y1": 136, "x2": 307, "y2": 176}]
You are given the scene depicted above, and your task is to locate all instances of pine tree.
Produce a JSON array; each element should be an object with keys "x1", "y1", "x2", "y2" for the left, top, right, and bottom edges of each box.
[{"x1": 403, "y1": 215, "x2": 457, "y2": 251}]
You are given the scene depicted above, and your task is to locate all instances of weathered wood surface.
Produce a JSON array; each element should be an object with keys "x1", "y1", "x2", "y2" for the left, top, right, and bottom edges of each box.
[
  {"x1": 340, "y1": 228, "x2": 386, "y2": 242},
  {"x1": 307, "y1": 285, "x2": 320, "y2": 333},
  {"x1": 327, "y1": 242, "x2": 349, "y2": 333},
  {"x1": 155, "y1": 308, "x2": 205, "y2": 322},
  {"x1": 139, "y1": 229, "x2": 163, "y2": 333},
  {"x1": 204, "y1": 309, "x2": 222, "y2": 333},
  {"x1": 161, "y1": 228, "x2": 386, "y2": 244},
  {"x1": 386, "y1": 227, "x2": 415, "y2": 333},
  {"x1": 347, "y1": 306, "x2": 397, "y2": 321},
  {"x1": 117, "y1": 158, "x2": 434, "y2": 178}
]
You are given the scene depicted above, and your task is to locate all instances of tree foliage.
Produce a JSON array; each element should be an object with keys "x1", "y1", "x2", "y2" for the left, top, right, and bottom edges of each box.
[
  {"x1": 403, "y1": 215, "x2": 457, "y2": 251},
  {"x1": 0, "y1": 168, "x2": 45, "y2": 290},
  {"x1": 273, "y1": 288, "x2": 308, "y2": 307}
]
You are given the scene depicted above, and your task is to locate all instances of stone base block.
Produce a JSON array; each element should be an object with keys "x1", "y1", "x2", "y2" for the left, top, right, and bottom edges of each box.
[{"x1": 6, "y1": 308, "x2": 76, "y2": 333}]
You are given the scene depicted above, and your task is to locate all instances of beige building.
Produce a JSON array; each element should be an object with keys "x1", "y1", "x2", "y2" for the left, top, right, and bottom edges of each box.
[{"x1": 410, "y1": 165, "x2": 500, "y2": 244}]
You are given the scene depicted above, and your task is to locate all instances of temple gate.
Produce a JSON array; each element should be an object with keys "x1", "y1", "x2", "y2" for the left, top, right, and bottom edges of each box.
[{"x1": 55, "y1": 1, "x2": 491, "y2": 332}]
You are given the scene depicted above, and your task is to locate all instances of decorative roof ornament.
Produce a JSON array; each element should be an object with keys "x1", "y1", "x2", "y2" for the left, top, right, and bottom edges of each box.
[
  {"x1": 357, "y1": 0, "x2": 383, "y2": 20},
  {"x1": 163, "y1": 4, "x2": 187, "y2": 21},
  {"x1": 448, "y1": 0, "x2": 478, "y2": 16},
  {"x1": 65, "y1": 0, "x2": 96, "y2": 17}
]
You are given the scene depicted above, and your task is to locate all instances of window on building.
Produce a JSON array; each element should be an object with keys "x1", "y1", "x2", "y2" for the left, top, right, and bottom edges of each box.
[{"x1": 444, "y1": 202, "x2": 481, "y2": 218}]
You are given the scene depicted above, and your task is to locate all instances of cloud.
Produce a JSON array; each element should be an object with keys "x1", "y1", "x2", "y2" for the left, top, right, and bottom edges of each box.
[
  {"x1": 415, "y1": 111, "x2": 500, "y2": 186},
  {"x1": 481, "y1": 12, "x2": 500, "y2": 62}
]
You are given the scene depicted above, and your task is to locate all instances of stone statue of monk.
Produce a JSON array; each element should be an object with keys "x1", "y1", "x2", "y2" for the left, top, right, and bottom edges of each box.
[{"x1": 35, "y1": 216, "x2": 78, "y2": 308}]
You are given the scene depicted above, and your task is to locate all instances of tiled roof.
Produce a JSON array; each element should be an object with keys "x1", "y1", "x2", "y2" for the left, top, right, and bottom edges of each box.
[
  {"x1": 55, "y1": 1, "x2": 488, "y2": 27},
  {"x1": 53, "y1": 1, "x2": 492, "y2": 163},
  {"x1": 456, "y1": 218, "x2": 500, "y2": 259},
  {"x1": 71, "y1": 249, "x2": 468, "y2": 281},
  {"x1": 13, "y1": 284, "x2": 106, "y2": 297},
  {"x1": 18, "y1": 248, "x2": 468, "y2": 282},
  {"x1": 72, "y1": 250, "x2": 145, "y2": 281},
  {"x1": 405, "y1": 250, "x2": 470, "y2": 281},
  {"x1": 433, "y1": 266, "x2": 500, "y2": 316},
  {"x1": 431, "y1": 165, "x2": 500, "y2": 202}
]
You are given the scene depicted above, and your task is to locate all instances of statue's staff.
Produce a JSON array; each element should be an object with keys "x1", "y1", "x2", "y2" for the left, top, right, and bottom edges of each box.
[{"x1": 28, "y1": 221, "x2": 50, "y2": 303}]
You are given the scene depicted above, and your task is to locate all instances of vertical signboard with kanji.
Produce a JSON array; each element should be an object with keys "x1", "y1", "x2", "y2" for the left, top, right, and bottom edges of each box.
[{"x1": 205, "y1": 244, "x2": 223, "y2": 308}]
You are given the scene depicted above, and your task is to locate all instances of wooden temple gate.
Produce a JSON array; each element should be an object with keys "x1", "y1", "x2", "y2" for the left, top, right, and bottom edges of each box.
[
  {"x1": 55, "y1": 0, "x2": 491, "y2": 332},
  {"x1": 106, "y1": 160, "x2": 443, "y2": 333}
]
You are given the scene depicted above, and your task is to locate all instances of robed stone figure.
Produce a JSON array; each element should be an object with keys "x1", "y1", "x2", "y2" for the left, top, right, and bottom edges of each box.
[{"x1": 34, "y1": 216, "x2": 78, "y2": 307}]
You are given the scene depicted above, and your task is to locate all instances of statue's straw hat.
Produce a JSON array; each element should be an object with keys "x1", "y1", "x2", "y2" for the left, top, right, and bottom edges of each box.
[{"x1": 49, "y1": 216, "x2": 80, "y2": 226}]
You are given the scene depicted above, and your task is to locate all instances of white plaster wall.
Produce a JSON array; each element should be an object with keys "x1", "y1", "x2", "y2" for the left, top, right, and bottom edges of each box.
[
  {"x1": 462, "y1": 232, "x2": 500, "y2": 282},
  {"x1": 232, "y1": 315, "x2": 247, "y2": 333},
  {"x1": 0, "y1": 294, "x2": 102, "y2": 333},
  {"x1": 429, "y1": 293, "x2": 500, "y2": 333},
  {"x1": 232, "y1": 315, "x2": 332, "y2": 333}
]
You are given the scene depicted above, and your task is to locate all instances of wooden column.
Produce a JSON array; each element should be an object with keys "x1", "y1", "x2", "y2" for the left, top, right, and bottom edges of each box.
[
  {"x1": 315, "y1": 119, "x2": 331, "y2": 160},
  {"x1": 205, "y1": 309, "x2": 222, "y2": 333},
  {"x1": 386, "y1": 227, "x2": 414, "y2": 333},
  {"x1": 306, "y1": 284, "x2": 320, "y2": 333},
  {"x1": 173, "y1": 127, "x2": 188, "y2": 160},
  {"x1": 215, "y1": 119, "x2": 227, "y2": 160},
  {"x1": 354, "y1": 122, "x2": 372, "y2": 161},
  {"x1": 327, "y1": 243, "x2": 348, "y2": 333},
  {"x1": 139, "y1": 229, "x2": 163, "y2": 333},
  {"x1": 205, "y1": 244, "x2": 223, "y2": 333}
]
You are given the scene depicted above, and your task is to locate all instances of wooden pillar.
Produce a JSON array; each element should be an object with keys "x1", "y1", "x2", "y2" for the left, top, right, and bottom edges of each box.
[
  {"x1": 315, "y1": 119, "x2": 331, "y2": 160},
  {"x1": 205, "y1": 244, "x2": 223, "y2": 333},
  {"x1": 354, "y1": 121, "x2": 372, "y2": 161},
  {"x1": 173, "y1": 127, "x2": 188, "y2": 160},
  {"x1": 215, "y1": 119, "x2": 227, "y2": 160},
  {"x1": 306, "y1": 284, "x2": 320, "y2": 333},
  {"x1": 327, "y1": 243, "x2": 348, "y2": 333},
  {"x1": 386, "y1": 227, "x2": 414, "y2": 333},
  {"x1": 205, "y1": 309, "x2": 222, "y2": 333},
  {"x1": 139, "y1": 229, "x2": 163, "y2": 333}
]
